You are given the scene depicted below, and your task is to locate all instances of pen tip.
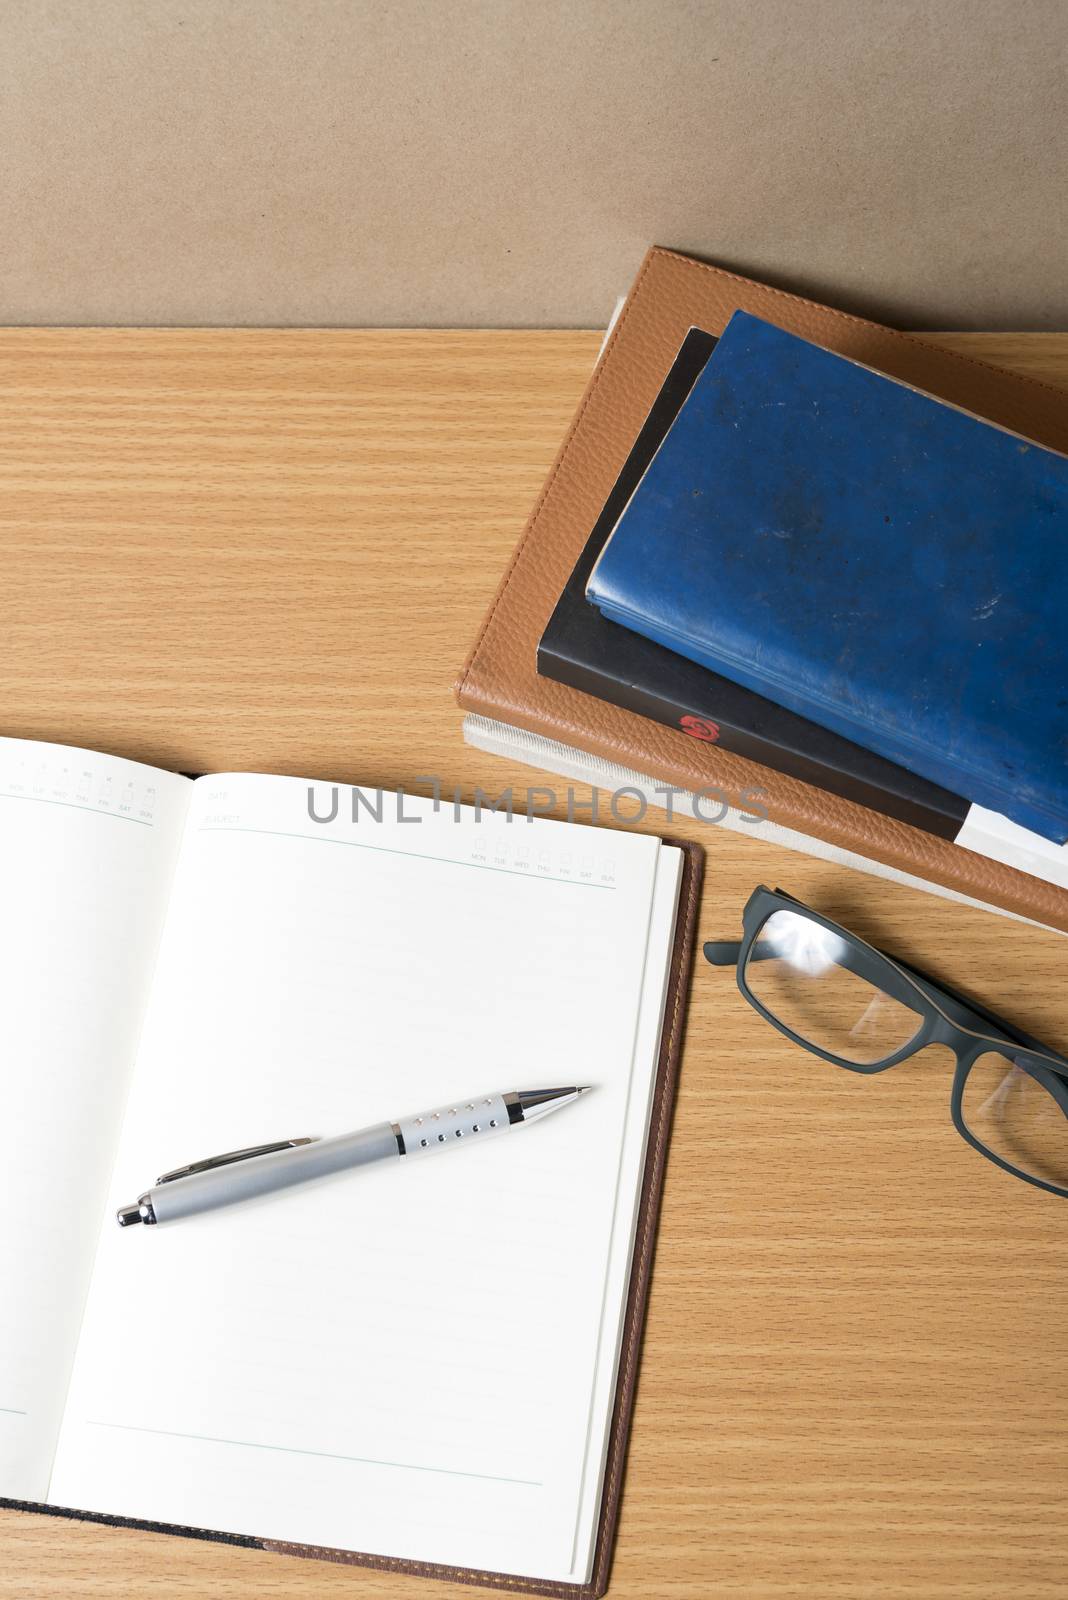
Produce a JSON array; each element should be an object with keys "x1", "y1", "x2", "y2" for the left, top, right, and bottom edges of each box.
[
  {"x1": 577, "y1": 1085, "x2": 593, "y2": 1096},
  {"x1": 116, "y1": 1204, "x2": 143, "y2": 1227}
]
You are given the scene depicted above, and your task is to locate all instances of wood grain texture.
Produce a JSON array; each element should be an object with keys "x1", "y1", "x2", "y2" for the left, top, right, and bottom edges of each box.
[{"x1": 0, "y1": 329, "x2": 1065, "y2": 1600}]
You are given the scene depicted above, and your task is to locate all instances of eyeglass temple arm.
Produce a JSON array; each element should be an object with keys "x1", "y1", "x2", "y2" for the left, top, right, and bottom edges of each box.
[{"x1": 703, "y1": 940, "x2": 745, "y2": 965}]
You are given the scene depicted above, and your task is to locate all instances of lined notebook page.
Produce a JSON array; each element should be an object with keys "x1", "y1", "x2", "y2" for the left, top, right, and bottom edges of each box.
[
  {"x1": 49, "y1": 774, "x2": 677, "y2": 1583},
  {"x1": 0, "y1": 739, "x2": 190, "y2": 1500}
]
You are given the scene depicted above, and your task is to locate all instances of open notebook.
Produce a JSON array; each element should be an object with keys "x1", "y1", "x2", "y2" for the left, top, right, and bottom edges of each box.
[{"x1": 0, "y1": 736, "x2": 700, "y2": 1595}]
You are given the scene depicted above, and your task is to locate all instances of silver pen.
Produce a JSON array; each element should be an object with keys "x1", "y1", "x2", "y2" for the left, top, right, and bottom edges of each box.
[{"x1": 116, "y1": 1087, "x2": 590, "y2": 1228}]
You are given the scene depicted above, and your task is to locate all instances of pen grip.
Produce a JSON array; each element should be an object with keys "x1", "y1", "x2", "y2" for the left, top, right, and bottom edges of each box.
[
  {"x1": 147, "y1": 1122, "x2": 399, "y2": 1223},
  {"x1": 395, "y1": 1094, "x2": 510, "y2": 1155}
]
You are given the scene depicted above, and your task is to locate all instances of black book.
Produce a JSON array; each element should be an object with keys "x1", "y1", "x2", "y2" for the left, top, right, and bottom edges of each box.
[{"x1": 537, "y1": 327, "x2": 969, "y2": 841}]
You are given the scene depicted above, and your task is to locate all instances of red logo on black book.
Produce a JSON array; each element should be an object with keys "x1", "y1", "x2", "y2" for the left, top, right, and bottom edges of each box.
[{"x1": 679, "y1": 715, "x2": 720, "y2": 742}]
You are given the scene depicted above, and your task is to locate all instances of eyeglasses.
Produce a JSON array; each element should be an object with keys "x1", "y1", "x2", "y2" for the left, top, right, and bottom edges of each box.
[{"x1": 705, "y1": 886, "x2": 1068, "y2": 1198}]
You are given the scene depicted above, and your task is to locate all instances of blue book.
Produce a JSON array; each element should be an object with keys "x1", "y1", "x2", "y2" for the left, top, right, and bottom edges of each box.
[{"x1": 587, "y1": 310, "x2": 1068, "y2": 844}]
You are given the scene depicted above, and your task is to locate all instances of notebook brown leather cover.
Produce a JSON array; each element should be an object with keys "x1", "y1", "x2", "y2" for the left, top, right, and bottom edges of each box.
[
  {"x1": 3, "y1": 837, "x2": 703, "y2": 1599},
  {"x1": 456, "y1": 246, "x2": 1068, "y2": 934}
]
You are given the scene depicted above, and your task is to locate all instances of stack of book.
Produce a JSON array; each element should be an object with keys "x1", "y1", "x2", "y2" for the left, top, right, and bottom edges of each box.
[{"x1": 457, "y1": 248, "x2": 1068, "y2": 931}]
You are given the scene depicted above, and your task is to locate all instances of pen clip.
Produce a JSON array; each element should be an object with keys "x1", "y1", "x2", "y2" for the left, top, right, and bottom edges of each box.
[{"x1": 156, "y1": 1137, "x2": 318, "y2": 1185}]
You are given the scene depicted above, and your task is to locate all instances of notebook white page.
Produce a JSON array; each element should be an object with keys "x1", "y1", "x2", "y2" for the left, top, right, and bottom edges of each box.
[
  {"x1": 49, "y1": 773, "x2": 679, "y2": 1583},
  {"x1": 0, "y1": 739, "x2": 191, "y2": 1500}
]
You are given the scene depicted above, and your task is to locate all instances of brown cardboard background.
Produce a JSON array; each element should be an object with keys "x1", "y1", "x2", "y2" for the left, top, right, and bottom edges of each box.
[{"x1": 2, "y1": 0, "x2": 1066, "y2": 330}]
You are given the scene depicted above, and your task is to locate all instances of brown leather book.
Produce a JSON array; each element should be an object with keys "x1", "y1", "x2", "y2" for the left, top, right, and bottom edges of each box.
[{"x1": 457, "y1": 246, "x2": 1068, "y2": 934}]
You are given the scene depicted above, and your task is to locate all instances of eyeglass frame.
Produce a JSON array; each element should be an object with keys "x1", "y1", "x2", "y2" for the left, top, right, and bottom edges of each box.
[{"x1": 705, "y1": 885, "x2": 1068, "y2": 1198}]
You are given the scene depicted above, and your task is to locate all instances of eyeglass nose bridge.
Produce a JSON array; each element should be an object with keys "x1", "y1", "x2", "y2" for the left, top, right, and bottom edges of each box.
[
  {"x1": 894, "y1": 959, "x2": 1049, "y2": 1066},
  {"x1": 926, "y1": 1011, "x2": 979, "y2": 1062}
]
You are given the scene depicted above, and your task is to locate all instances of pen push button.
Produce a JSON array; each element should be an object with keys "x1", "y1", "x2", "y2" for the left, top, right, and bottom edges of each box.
[{"x1": 395, "y1": 1094, "x2": 510, "y2": 1156}]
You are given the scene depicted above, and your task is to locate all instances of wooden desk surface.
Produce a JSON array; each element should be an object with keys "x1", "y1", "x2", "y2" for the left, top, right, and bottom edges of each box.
[{"x1": 0, "y1": 329, "x2": 1065, "y2": 1600}]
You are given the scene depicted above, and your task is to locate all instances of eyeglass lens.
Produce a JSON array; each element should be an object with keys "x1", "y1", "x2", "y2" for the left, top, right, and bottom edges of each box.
[
  {"x1": 744, "y1": 909, "x2": 925, "y2": 1066},
  {"x1": 960, "y1": 1052, "x2": 1068, "y2": 1189}
]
